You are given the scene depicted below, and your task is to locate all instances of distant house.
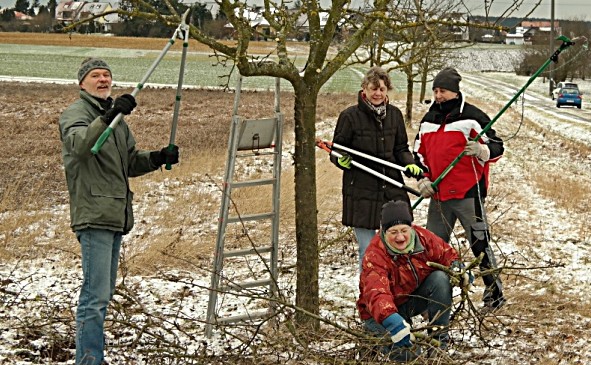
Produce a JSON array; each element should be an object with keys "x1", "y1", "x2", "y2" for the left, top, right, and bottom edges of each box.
[
  {"x1": 504, "y1": 21, "x2": 560, "y2": 46},
  {"x1": 56, "y1": 1, "x2": 86, "y2": 24},
  {"x1": 295, "y1": 11, "x2": 335, "y2": 41},
  {"x1": 79, "y1": 2, "x2": 119, "y2": 32},
  {"x1": 442, "y1": 12, "x2": 470, "y2": 41},
  {"x1": 524, "y1": 21, "x2": 561, "y2": 45},
  {"x1": 224, "y1": 8, "x2": 275, "y2": 41},
  {"x1": 56, "y1": 0, "x2": 122, "y2": 31},
  {"x1": 505, "y1": 32, "x2": 525, "y2": 45},
  {"x1": 521, "y1": 20, "x2": 560, "y2": 33},
  {"x1": 14, "y1": 11, "x2": 33, "y2": 20}
]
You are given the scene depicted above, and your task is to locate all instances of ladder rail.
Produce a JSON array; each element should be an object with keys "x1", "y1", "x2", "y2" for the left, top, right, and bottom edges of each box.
[
  {"x1": 269, "y1": 115, "x2": 283, "y2": 297},
  {"x1": 205, "y1": 115, "x2": 243, "y2": 337}
]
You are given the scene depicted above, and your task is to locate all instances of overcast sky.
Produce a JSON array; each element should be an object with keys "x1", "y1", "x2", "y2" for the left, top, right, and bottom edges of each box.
[
  {"x1": 464, "y1": 0, "x2": 591, "y2": 20},
  {"x1": 0, "y1": 0, "x2": 588, "y2": 21}
]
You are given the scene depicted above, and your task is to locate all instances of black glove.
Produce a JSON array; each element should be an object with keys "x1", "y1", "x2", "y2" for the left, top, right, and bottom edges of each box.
[
  {"x1": 102, "y1": 94, "x2": 137, "y2": 124},
  {"x1": 150, "y1": 145, "x2": 179, "y2": 167}
]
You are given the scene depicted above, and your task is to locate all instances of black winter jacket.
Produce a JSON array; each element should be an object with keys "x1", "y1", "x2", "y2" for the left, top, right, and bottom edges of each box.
[{"x1": 331, "y1": 92, "x2": 415, "y2": 229}]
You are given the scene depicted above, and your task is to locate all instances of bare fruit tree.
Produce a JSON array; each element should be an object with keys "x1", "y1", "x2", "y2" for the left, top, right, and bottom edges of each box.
[{"x1": 102, "y1": 0, "x2": 540, "y2": 330}]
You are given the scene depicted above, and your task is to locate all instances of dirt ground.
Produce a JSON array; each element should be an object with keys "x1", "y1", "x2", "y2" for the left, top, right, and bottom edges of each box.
[
  {"x1": 0, "y1": 31, "x2": 313, "y2": 54},
  {"x1": 0, "y1": 81, "x2": 354, "y2": 212}
]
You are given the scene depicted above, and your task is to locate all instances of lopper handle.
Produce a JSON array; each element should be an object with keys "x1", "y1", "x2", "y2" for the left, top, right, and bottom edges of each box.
[
  {"x1": 91, "y1": 126, "x2": 114, "y2": 155},
  {"x1": 316, "y1": 139, "x2": 421, "y2": 197},
  {"x1": 164, "y1": 143, "x2": 176, "y2": 170},
  {"x1": 402, "y1": 185, "x2": 421, "y2": 198}
]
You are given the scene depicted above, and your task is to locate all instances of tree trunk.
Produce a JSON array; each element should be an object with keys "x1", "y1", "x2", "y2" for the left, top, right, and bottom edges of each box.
[
  {"x1": 293, "y1": 83, "x2": 320, "y2": 329},
  {"x1": 404, "y1": 67, "x2": 414, "y2": 126},
  {"x1": 419, "y1": 66, "x2": 428, "y2": 104}
]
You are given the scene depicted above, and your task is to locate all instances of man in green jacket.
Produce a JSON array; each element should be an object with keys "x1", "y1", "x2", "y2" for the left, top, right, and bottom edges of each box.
[{"x1": 59, "y1": 57, "x2": 179, "y2": 365}]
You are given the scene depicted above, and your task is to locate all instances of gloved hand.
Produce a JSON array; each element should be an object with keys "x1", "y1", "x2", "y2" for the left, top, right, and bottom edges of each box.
[
  {"x1": 102, "y1": 94, "x2": 137, "y2": 124},
  {"x1": 450, "y1": 260, "x2": 474, "y2": 289},
  {"x1": 150, "y1": 145, "x2": 180, "y2": 167},
  {"x1": 404, "y1": 164, "x2": 423, "y2": 178},
  {"x1": 464, "y1": 140, "x2": 490, "y2": 161},
  {"x1": 382, "y1": 313, "x2": 415, "y2": 347},
  {"x1": 417, "y1": 177, "x2": 435, "y2": 198},
  {"x1": 337, "y1": 153, "x2": 352, "y2": 169}
]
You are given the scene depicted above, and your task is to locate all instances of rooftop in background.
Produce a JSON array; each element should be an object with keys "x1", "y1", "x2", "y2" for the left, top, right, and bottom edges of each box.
[{"x1": 1, "y1": 0, "x2": 590, "y2": 20}]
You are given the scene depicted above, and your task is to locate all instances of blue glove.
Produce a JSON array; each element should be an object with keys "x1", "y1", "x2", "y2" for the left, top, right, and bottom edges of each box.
[
  {"x1": 337, "y1": 153, "x2": 352, "y2": 169},
  {"x1": 382, "y1": 313, "x2": 414, "y2": 347}
]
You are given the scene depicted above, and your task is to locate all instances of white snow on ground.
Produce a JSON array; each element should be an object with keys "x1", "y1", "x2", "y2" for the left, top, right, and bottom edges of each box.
[{"x1": 2, "y1": 44, "x2": 591, "y2": 364}]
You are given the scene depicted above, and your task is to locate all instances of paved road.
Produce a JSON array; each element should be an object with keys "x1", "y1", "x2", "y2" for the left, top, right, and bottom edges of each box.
[{"x1": 462, "y1": 73, "x2": 590, "y2": 125}]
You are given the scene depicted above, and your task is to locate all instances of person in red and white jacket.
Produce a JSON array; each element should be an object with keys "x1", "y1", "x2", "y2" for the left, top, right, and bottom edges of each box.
[
  {"x1": 357, "y1": 200, "x2": 459, "y2": 361},
  {"x1": 413, "y1": 67, "x2": 505, "y2": 312}
]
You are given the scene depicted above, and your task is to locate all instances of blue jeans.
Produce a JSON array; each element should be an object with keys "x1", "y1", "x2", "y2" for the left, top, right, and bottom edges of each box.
[
  {"x1": 363, "y1": 271, "x2": 452, "y2": 357},
  {"x1": 75, "y1": 228, "x2": 122, "y2": 365},
  {"x1": 354, "y1": 227, "x2": 376, "y2": 271}
]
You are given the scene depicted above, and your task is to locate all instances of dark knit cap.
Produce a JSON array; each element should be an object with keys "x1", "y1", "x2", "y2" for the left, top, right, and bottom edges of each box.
[
  {"x1": 432, "y1": 67, "x2": 462, "y2": 93},
  {"x1": 381, "y1": 200, "x2": 413, "y2": 231},
  {"x1": 78, "y1": 57, "x2": 111, "y2": 84}
]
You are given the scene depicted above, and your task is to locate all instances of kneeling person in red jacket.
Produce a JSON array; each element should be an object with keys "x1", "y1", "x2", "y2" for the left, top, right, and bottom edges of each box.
[{"x1": 357, "y1": 200, "x2": 459, "y2": 361}]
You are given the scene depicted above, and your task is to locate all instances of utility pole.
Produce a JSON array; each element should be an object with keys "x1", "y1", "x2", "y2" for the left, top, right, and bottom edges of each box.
[{"x1": 549, "y1": 0, "x2": 555, "y2": 96}]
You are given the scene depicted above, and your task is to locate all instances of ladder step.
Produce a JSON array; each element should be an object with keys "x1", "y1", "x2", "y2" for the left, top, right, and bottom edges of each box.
[
  {"x1": 221, "y1": 278, "x2": 273, "y2": 291},
  {"x1": 227, "y1": 212, "x2": 276, "y2": 223},
  {"x1": 215, "y1": 309, "x2": 270, "y2": 324},
  {"x1": 223, "y1": 246, "x2": 273, "y2": 258},
  {"x1": 235, "y1": 150, "x2": 277, "y2": 157},
  {"x1": 231, "y1": 178, "x2": 275, "y2": 188}
]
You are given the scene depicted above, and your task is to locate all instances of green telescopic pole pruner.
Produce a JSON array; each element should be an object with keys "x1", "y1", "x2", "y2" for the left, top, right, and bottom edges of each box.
[
  {"x1": 412, "y1": 35, "x2": 584, "y2": 211},
  {"x1": 91, "y1": 9, "x2": 191, "y2": 155},
  {"x1": 165, "y1": 10, "x2": 191, "y2": 170}
]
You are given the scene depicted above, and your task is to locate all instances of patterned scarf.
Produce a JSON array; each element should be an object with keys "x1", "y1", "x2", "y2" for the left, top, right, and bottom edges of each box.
[{"x1": 362, "y1": 92, "x2": 388, "y2": 121}]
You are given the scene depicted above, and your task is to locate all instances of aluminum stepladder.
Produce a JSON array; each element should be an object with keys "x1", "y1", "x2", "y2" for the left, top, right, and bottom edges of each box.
[{"x1": 205, "y1": 75, "x2": 283, "y2": 338}]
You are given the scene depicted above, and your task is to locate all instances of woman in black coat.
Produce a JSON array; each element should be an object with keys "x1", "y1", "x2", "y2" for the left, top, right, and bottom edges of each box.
[{"x1": 330, "y1": 66, "x2": 421, "y2": 271}]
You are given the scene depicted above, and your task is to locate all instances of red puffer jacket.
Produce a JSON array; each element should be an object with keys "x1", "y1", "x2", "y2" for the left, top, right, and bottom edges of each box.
[{"x1": 357, "y1": 225, "x2": 458, "y2": 324}]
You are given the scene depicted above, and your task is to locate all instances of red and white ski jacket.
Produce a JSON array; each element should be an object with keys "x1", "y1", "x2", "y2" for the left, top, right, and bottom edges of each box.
[
  {"x1": 357, "y1": 225, "x2": 458, "y2": 324},
  {"x1": 413, "y1": 93, "x2": 504, "y2": 202}
]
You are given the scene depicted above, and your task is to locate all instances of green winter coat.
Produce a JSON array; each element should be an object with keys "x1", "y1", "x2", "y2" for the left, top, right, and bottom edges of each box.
[{"x1": 59, "y1": 90, "x2": 158, "y2": 234}]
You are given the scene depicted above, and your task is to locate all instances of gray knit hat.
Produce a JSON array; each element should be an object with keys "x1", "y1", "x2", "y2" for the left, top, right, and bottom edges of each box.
[
  {"x1": 432, "y1": 67, "x2": 462, "y2": 93},
  {"x1": 77, "y1": 57, "x2": 111, "y2": 84},
  {"x1": 381, "y1": 201, "x2": 413, "y2": 231}
]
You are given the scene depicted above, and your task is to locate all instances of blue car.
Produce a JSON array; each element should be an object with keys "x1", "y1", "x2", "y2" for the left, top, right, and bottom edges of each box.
[{"x1": 556, "y1": 88, "x2": 582, "y2": 109}]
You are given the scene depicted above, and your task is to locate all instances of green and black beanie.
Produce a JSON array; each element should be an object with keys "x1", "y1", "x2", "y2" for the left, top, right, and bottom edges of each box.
[{"x1": 78, "y1": 57, "x2": 111, "y2": 84}]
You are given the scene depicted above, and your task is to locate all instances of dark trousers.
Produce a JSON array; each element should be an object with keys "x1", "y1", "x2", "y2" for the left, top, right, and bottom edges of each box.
[
  {"x1": 426, "y1": 197, "x2": 504, "y2": 306},
  {"x1": 364, "y1": 270, "x2": 453, "y2": 357}
]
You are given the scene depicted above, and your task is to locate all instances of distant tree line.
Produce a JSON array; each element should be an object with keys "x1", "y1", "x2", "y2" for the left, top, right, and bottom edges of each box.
[{"x1": 0, "y1": 0, "x2": 56, "y2": 32}]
